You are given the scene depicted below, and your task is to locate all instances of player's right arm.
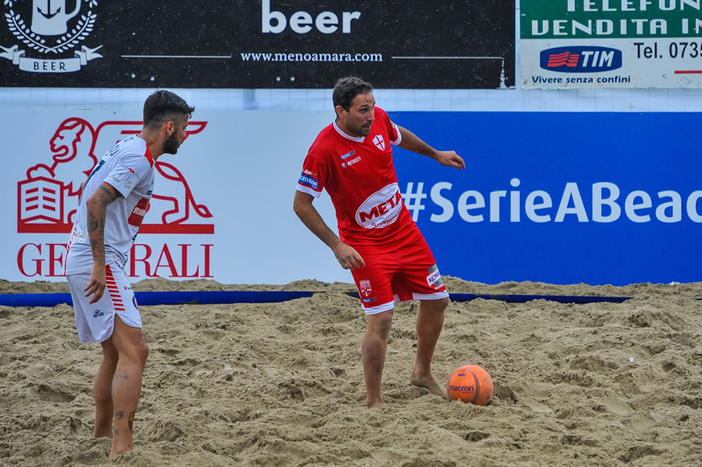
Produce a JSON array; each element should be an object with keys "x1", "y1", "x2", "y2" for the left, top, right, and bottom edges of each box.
[
  {"x1": 397, "y1": 125, "x2": 465, "y2": 171},
  {"x1": 293, "y1": 191, "x2": 365, "y2": 271},
  {"x1": 83, "y1": 182, "x2": 120, "y2": 304}
]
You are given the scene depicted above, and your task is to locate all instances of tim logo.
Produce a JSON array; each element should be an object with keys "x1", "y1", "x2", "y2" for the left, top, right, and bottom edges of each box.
[
  {"x1": 1, "y1": 0, "x2": 102, "y2": 73},
  {"x1": 540, "y1": 46, "x2": 622, "y2": 73},
  {"x1": 18, "y1": 118, "x2": 213, "y2": 234}
]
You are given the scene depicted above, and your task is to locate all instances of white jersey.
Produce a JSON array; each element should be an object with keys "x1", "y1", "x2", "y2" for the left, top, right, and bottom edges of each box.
[{"x1": 66, "y1": 135, "x2": 155, "y2": 274}]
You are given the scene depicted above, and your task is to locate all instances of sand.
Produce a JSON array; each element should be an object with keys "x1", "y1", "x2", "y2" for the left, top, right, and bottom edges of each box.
[{"x1": 1, "y1": 276, "x2": 701, "y2": 466}]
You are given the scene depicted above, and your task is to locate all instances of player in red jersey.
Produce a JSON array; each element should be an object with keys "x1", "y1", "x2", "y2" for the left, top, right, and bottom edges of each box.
[
  {"x1": 66, "y1": 90, "x2": 194, "y2": 459},
  {"x1": 294, "y1": 76, "x2": 465, "y2": 408}
]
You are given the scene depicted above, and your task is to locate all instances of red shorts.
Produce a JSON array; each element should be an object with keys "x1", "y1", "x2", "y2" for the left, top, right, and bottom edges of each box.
[{"x1": 350, "y1": 231, "x2": 449, "y2": 315}]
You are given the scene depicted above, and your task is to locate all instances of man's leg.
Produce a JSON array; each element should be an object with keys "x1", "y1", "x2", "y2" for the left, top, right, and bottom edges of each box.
[
  {"x1": 109, "y1": 315, "x2": 148, "y2": 460},
  {"x1": 94, "y1": 340, "x2": 118, "y2": 438},
  {"x1": 362, "y1": 309, "x2": 394, "y2": 408},
  {"x1": 410, "y1": 297, "x2": 449, "y2": 398}
]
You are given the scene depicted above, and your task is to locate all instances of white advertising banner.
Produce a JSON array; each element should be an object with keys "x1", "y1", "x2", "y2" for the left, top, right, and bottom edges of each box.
[
  {"x1": 521, "y1": 0, "x2": 702, "y2": 89},
  {"x1": 1, "y1": 108, "x2": 349, "y2": 285}
]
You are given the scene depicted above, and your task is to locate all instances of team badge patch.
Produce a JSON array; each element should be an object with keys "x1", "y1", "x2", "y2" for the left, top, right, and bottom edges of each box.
[
  {"x1": 373, "y1": 135, "x2": 385, "y2": 150},
  {"x1": 359, "y1": 279, "x2": 372, "y2": 297}
]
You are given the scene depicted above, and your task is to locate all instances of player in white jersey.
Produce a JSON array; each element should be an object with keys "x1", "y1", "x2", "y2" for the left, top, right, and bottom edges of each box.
[
  {"x1": 294, "y1": 77, "x2": 465, "y2": 408},
  {"x1": 65, "y1": 90, "x2": 194, "y2": 460}
]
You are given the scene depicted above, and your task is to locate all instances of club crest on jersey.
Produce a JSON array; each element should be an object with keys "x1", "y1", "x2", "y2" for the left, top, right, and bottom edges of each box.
[
  {"x1": 359, "y1": 280, "x2": 372, "y2": 297},
  {"x1": 1, "y1": 0, "x2": 102, "y2": 74},
  {"x1": 372, "y1": 135, "x2": 385, "y2": 151}
]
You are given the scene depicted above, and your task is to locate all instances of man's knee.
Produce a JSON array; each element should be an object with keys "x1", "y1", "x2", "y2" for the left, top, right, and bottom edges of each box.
[
  {"x1": 422, "y1": 297, "x2": 450, "y2": 313},
  {"x1": 112, "y1": 317, "x2": 148, "y2": 367},
  {"x1": 101, "y1": 341, "x2": 119, "y2": 364},
  {"x1": 367, "y1": 310, "x2": 394, "y2": 339},
  {"x1": 133, "y1": 340, "x2": 149, "y2": 368}
]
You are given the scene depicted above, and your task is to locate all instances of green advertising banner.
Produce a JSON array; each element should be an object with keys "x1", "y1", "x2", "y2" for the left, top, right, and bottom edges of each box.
[{"x1": 521, "y1": 0, "x2": 702, "y2": 88}]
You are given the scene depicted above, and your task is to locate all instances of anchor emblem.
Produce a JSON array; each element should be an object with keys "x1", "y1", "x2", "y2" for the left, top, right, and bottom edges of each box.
[
  {"x1": 37, "y1": 0, "x2": 62, "y2": 19},
  {"x1": 31, "y1": 0, "x2": 81, "y2": 36}
]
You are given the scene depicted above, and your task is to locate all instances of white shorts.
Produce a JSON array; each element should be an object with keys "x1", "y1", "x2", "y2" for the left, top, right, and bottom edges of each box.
[{"x1": 67, "y1": 264, "x2": 142, "y2": 344}]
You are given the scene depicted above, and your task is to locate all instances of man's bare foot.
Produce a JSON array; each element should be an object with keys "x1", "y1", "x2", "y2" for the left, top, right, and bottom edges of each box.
[
  {"x1": 366, "y1": 398, "x2": 385, "y2": 409},
  {"x1": 109, "y1": 444, "x2": 133, "y2": 461},
  {"x1": 109, "y1": 434, "x2": 134, "y2": 460},
  {"x1": 410, "y1": 371, "x2": 448, "y2": 399}
]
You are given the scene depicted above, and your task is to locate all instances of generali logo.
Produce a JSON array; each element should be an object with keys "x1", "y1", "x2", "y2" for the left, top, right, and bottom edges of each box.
[
  {"x1": 1, "y1": 0, "x2": 102, "y2": 73},
  {"x1": 16, "y1": 118, "x2": 215, "y2": 279}
]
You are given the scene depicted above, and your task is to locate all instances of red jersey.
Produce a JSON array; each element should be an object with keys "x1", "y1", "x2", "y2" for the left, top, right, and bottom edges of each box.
[{"x1": 297, "y1": 107, "x2": 418, "y2": 248}]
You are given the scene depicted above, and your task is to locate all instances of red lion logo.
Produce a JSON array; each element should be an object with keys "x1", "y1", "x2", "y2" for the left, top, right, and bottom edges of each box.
[{"x1": 18, "y1": 118, "x2": 212, "y2": 234}]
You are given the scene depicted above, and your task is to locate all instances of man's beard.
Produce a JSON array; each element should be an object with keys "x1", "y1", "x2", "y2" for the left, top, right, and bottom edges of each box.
[{"x1": 163, "y1": 132, "x2": 180, "y2": 154}]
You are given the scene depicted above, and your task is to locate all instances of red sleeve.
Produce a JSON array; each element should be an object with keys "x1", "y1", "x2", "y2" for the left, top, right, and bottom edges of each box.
[
  {"x1": 376, "y1": 107, "x2": 401, "y2": 145},
  {"x1": 296, "y1": 137, "x2": 329, "y2": 198}
]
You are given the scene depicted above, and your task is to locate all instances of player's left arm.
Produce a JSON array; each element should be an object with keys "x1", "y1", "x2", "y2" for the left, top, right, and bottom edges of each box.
[
  {"x1": 396, "y1": 125, "x2": 465, "y2": 171},
  {"x1": 83, "y1": 182, "x2": 120, "y2": 304}
]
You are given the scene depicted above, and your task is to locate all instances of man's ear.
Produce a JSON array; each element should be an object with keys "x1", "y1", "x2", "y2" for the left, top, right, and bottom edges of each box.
[
  {"x1": 165, "y1": 120, "x2": 175, "y2": 135},
  {"x1": 334, "y1": 105, "x2": 345, "y2": 119}
]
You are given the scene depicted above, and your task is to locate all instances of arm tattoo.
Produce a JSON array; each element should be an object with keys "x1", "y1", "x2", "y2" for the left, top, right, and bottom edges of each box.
[
  {"x1": 99, "y1": 184, "x2": 118, "y2": 202},
  {"x1": 87, "y1": 186, "x2": 113, "y2": 261},
  {"x1": 87, "y1": 213, "x2": 99, "y2": 233}
]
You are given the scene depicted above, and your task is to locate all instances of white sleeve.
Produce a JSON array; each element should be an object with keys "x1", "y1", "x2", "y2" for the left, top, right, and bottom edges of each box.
[{"x1": 104, "y1": 152, "x2": 152, "y2": 198}]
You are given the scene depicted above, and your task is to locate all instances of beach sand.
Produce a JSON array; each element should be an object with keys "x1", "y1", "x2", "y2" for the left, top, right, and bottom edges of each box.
[{"x1": 1, "y1": 277, "x2": 700, "y2": 466}]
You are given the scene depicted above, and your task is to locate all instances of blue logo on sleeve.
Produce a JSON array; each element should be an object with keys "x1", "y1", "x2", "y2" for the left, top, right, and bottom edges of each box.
[{"x1": 298, "y1": 173, "x2": 319, "y2": 190}]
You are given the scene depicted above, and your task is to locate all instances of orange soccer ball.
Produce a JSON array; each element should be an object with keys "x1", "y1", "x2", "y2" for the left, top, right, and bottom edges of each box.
[{"x1": 447, "y1": 365, "x2": 494, "y2": 406}]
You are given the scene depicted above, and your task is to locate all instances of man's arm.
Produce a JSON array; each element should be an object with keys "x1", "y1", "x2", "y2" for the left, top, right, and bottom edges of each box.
[
  {"x1": 397, "y1": 125, "x2": 465, "y2": 171},
  {"x1": 84, "y1": 182, "x2": 120, "y2": 304},
  {"x1": 293, "y1": 191, "x2": 365, "y2": 270}
]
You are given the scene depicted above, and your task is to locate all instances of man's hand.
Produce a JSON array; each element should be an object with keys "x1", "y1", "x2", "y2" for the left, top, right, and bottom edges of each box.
[
  {"x1": 333, "y1": 242, "x2": 366, "y2": 271},
  {"x1": 85, "y1": 262, "x2": 107, "y2": 304},
  {"x1": 435, "y1": 150, "x2": 465, "y2": 171}
]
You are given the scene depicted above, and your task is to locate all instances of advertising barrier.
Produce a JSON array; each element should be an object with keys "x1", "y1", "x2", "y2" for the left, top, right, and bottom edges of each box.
[
  {"x1": 0, "y1": 0, "x2": 514, "y2": 89},
  {"x1": 392, "y1": 111, "x2": 701, "y2": 284},
  {"x1": 2, "y1": 107, "x2": 346, "y2": 285},
  {"x1": 521, "y1": 0, "x2": 702, "y2": 88},
  {"x1": 2, "y1": 106, "x2": 699, "y2": 286}
]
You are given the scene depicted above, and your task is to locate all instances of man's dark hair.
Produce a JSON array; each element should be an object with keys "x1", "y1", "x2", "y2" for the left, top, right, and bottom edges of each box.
[
  {"x1": 143, "y1": 90, "x2": 195, "y2": 128},
  {"x1": 332, "y1": 76, "x2": 373, "y2": 111}
]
